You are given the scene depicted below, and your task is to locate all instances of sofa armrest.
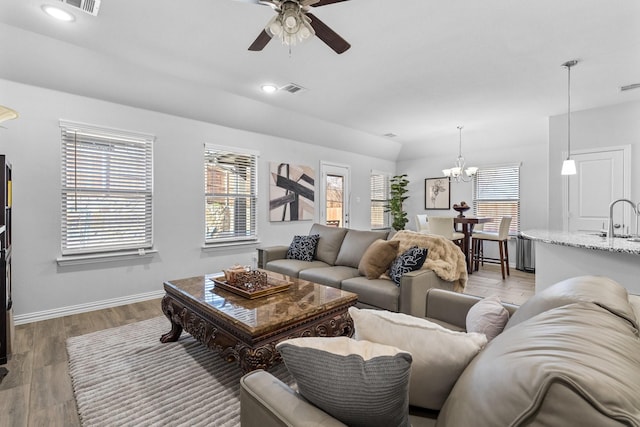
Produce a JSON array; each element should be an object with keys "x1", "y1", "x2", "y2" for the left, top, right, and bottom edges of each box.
[
  {"x1": 240, "y1": 370, "x2": 347, "y2": 427},
  {"x1": 257, "y1": 245, "x2": 290, "y2": 268},
  {"x1": 424, "y1": 288, "x2": 519, "y2": 330},
  {"x1": 398, "y1": 269, "x2": 456, "y2": 318}
]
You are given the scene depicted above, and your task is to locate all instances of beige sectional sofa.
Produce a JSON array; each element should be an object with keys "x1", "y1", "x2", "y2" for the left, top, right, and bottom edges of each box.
[
  {"x1": 240, "y1": 275, "x2": 640, "y2": 426},
  {"x1": 259, "y1": 223, "x2": 465, "y2": 318}
]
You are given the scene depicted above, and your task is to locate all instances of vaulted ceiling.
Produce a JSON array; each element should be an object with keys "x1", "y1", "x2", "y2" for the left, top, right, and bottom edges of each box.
[{"x1": 1, "y1": 0, "x2": 639, "y2": 160}]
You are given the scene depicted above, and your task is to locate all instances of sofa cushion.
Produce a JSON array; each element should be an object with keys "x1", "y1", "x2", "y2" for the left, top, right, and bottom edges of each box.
[
  {"x1": 310, "y1": 223, "x2": 349, "y2": 265},
  {"x1": 286, "y1": 234, "x2": 319, "y2": 261},
  {"x1": 466, "y1": 295, "x2": 510, "y2": 341},
  {"x1": 349, "y1": 307, "x2": 487, "y2": 411},
  {"x1": 299, "y1": 266, "x2": 360, "y2": 289},
  {"x1": 265, "y1": 259, "x2": 330, "y2": 278},
  {"x1": 358, "y1": 239, "x2": 400, "y2": 279},
  {"x1": 334, "y1": 229, "x2": 390, "y2": 268},
  {"x1": 505, "y1": 275, "x2": 638, "y2": 331},
  {"x1": 389, "y1": 246, "x2": 428, "y2": 285},
  {"x1": 341, "y1": 277, "x2": 400, "y2": 312},
  {"x1": 437, "y1": 302, "x2": 640, "y2": 426},
  {"x1": 277, "y1": 336, "x2": 412, "y2": 427}
]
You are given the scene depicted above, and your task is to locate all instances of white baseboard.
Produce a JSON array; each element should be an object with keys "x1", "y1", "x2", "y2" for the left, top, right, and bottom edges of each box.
[{"x1": 14, "y1": 290, "x2": 166, "y2": 325}]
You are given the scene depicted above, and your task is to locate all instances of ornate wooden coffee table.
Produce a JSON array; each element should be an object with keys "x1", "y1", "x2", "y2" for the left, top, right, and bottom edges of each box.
[{"x1": 160, "y1": 270, "x2": 357, "y2": 373}]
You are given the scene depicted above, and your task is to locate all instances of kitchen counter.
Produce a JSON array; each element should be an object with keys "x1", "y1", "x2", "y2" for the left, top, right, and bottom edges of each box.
[
  {"x1": 521, "y1": 229, "x2": 640, "y2": 295},
  {"x1": 522, "y1": 229, "x2": 640, "y2": 255}
]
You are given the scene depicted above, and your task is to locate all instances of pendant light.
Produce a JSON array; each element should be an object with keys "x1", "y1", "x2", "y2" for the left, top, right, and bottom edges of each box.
[{"x1": 561, "y1": 60, "x2": 578, "y2": 175}]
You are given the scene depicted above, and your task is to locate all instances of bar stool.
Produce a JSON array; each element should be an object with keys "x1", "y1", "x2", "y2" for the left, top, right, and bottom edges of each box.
[
  {"x1": 428, "y1": 217, "x2": 465, "y2": 247},
  {"x1": 415, "y1": 214, "x2": 430, "y2": 233},
  {"x1": 472, "y1": 216, "x2": 512, "y2": 279}
]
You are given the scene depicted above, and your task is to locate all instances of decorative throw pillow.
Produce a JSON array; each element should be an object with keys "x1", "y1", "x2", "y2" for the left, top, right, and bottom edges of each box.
[
  {"x1": 466, "y1": 295, "x2": 510, "y2": 341},
  {"x1": 349, "y1": 307, "x2": 487, "y2": 411},
  {"x1": 358, "y1": 239, "x2": 400, "y2": 279},
  {"x1": 388, "y1": 246, "x2": 428, "y2": 285},
  {"x1": 276, "y1": 337, "x2": 412, "y2": 427},
  {"x1": 286, "y1": 234, "x2": 319, "y2": 261}
]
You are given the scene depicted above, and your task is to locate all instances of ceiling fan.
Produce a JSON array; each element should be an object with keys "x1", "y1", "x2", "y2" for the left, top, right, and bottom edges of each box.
[{"x1": 239, "y1": 0, "x2": 351, "y2": 54}]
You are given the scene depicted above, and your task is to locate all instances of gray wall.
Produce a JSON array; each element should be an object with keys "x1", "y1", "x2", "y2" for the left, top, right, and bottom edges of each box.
[
  {"x1": 3, "y1": 77, "x2": 636, "y2": 320},
  {"x1": 548, "y1": 100, "x2": 640, "y2": 230},
  {"x1": 0, "y1": 79, "x2": 395, "y2": 319},
  {"x1": 398, "y1": 120, "x2": 549, "y2": 232}
]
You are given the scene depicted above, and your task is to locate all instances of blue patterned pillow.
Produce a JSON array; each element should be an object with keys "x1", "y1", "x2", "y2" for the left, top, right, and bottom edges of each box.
[
  {"x1": 389, "y1": 246, "x2": 428, "y2": 285},
  {"x1": 286, "y1": 234, "x2": 320, "y2": 261}
]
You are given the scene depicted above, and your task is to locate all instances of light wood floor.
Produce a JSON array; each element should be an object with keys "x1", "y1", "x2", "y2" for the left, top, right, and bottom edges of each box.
[{"x1": 0, "y1": 265, "x2": 533, "y2": 427}]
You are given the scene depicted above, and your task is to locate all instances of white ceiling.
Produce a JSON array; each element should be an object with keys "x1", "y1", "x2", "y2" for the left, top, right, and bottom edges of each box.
[{"x1": 1, "y1": 0, "x2": 639, "y2": 161}]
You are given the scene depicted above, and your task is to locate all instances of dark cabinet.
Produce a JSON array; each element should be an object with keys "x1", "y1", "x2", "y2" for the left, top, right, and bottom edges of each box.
[{"x1": 0, "y1": 155, "x2": 11, "y2": 365}]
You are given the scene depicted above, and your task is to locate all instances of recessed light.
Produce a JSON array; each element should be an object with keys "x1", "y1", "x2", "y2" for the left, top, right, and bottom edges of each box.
[
  {"x1": 42, "y1": 5, "x2": 75, "y2": 22},
  {"x1": 261, "y1": 84, "x2": 278, "y2": 94}
]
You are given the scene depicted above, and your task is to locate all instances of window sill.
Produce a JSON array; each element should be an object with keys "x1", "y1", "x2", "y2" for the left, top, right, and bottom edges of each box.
[
  {"x1": 201, "y1": 240, "x2": 261, "y2": 252},
  {"x1": 56, "y1": 249, "x2": 158, "y2": 267}
]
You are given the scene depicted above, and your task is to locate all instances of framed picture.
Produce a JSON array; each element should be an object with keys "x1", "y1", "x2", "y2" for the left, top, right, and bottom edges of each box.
[
  {"x1": 269, "y1": 162, "x2": 315, "y2": 222},
  {"x1": 425, "y1": 177, "x2": 450, "y2": 210}
]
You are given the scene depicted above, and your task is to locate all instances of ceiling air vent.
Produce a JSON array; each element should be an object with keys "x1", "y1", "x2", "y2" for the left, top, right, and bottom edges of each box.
[
  {"x1": 58, "y1": 0, "x2": 101, "y2": 16},
  {"x1": 280, "y1": 83, "x2": 307, "y2": 94}
]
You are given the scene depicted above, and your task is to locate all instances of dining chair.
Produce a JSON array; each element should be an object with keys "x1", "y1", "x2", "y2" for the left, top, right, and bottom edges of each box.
[
  {"x1": 415, "y1": 214, "x2": 430, "y2": 233},
  {"x1": 427, "y1": 217, "x2": 464, "y2": 246},
  {"x1": 472, "y1": 216, "x2": 512, "y2": 279}
]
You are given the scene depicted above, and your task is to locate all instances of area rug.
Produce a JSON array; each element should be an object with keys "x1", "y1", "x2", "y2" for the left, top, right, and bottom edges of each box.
[{"x1": 66, "y1": 316, "x2": 292, "y2": 427}]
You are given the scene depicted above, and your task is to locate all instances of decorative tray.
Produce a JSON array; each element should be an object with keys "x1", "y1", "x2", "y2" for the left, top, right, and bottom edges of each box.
[{"x1": 211, "y1": 273, "x2": 292, "y2": 299}]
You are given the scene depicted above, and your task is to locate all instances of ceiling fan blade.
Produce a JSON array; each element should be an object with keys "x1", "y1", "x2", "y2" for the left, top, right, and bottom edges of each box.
[
  {"x1": 248, "y1": 30, "x2": 273, "y2": 51},
  {"x1": 306, "y1": 12, "x2": 350, "y2": 54},
  {"x1": 311, "y1": 0, "x2": 350, "y2": 7}
]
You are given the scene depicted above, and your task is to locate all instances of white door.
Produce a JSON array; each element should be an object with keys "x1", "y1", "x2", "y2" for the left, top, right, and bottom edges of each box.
[
  {"x1": 319, "y1": 162, "x2": 350, "y2": 228},
  {"x1": 565, "y1": 146, "x2": 630, "y2": 233}
]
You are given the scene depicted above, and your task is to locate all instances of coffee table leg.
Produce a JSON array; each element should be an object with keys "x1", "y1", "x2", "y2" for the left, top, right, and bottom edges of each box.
[{"x1": 160, "y1": 295, "x2": 183, "y2": 343}]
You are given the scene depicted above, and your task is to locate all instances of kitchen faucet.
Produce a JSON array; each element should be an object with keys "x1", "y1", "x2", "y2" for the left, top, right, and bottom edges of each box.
[{"x1": 608, "y1": 198, "x2": 637, "y2": 238}]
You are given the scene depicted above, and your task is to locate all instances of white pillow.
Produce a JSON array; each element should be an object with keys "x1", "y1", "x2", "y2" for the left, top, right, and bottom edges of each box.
[
  {"x1": 349, "y1": 307, "x2": 487, "y2": 410},
  {"x1": 466, "y1": 295, "x2": 510, "y2": 341}
]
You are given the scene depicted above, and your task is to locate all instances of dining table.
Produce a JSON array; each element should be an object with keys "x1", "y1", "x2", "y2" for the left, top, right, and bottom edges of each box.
[{"x1": 453, "y1": 216, "x2": 493, "y2": 274}]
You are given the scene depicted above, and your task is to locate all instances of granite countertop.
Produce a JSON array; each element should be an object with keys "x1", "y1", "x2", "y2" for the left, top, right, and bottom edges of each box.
[{"x1": 522, "y1": 229, "x2": 640, "y2": 256}]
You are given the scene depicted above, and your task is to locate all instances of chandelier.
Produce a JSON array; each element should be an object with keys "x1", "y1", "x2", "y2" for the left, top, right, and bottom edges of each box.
[
  {"x1": 0, "y1": 105, "x2": 19, "y2": 124},
  {"x1": 561, "y1": 60, "x2": 578, "y2": 175},
  {"x1": 265, "y1": 1, "x2": 315, "y2": 47},
  {"x1": 442, "y1": 126, "x2": 478, "y2": 183}
]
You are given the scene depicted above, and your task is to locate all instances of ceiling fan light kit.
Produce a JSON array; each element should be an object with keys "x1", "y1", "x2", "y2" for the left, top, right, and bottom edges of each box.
[
  {"x1": 246, "y1": 0, "x2": 351, "y2": 54},
  {"x1": 265, "y1": 2, "x2": 315, "y2": 46}
]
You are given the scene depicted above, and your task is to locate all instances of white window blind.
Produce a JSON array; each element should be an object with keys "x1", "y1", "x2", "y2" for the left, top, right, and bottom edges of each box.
[
  {"x1": 473, "y1": 164, "x2": 520, "y2": 234},
  {"x1": 60, "y1": 121, "x2": 154, "y2": 255},
  {"x1": 370, "y1": 171, "x2": 390, "y2": 229},
  {"x1": 205, "y1": 146, "x2": 258, "y2": 243}
]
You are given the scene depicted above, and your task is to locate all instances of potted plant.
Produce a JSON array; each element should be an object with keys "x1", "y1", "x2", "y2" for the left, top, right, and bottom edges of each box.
[{"x1": 385, "y1": 174, "x2": 410, "y2": 231}]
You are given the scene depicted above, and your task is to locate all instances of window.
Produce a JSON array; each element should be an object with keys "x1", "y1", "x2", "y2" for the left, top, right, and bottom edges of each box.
[
  {"x1": 205, "y1": 145, "x2": 258, "y2": 244},
  {"x1": 60, "y1": 121, "x2": 154, "y2": 255},
  {"x1": 473, "y1": 164, "x2": 520, "y2": 234},
  {"x1": 370, "y1": 171, "x2": 390, "y2": 229}
]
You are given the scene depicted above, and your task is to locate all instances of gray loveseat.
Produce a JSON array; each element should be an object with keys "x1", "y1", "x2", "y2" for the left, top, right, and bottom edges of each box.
[
  {"x1": 240, "y1": 275, "x2": 640, "y2": 426},
  {"x1": 258, "y1": 223, "x2": 460, "y2": 318}
]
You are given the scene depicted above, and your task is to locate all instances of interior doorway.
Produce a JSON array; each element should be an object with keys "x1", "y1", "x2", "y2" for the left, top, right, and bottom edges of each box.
[
  {"x1": 319, "y1": 162, "x2": 350, "y2": 228},
  {"x1": 564, "y1": 145, "x2": 630, "y2": 232}
]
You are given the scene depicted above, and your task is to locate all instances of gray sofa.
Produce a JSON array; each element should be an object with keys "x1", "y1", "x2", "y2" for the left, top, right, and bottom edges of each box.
[
  {"x1": 259, "y1": 223, "x2": 458, "y2": 318},
  {"x1": 240, "y1": 276, "x2": 640, "y2": 426}
]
